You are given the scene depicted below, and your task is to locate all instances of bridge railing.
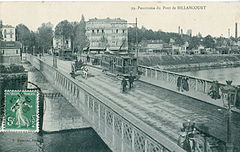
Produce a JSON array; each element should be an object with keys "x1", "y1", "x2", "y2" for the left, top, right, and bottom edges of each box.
[
  {"x1": 27, "y1": 54, "x2": 185, "y2": 152},
  {"x1": 138, "y1": 65, "x2": 230, "y2": 108}
]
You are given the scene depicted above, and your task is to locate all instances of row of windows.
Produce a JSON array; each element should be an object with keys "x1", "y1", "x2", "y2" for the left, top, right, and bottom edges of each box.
[
  {"x1": 91, "y1": 29, "x2": 125, "y2": 34},
  {"x1": 1, "y1": 50, "x2": 19, "y2": 54},
  {"x1": 2, "y1": 29, "x2": 14, "y2": 39}
]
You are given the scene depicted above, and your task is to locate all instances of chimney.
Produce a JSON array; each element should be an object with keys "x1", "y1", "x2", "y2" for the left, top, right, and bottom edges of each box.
[
  {"x1": 178, "y1": 26, "x2": 180, "y2": 34},
  {"x1": 235, "y1": 22, "x2": 238, "y2": 38},
  {"x1": 181, "y1": 29, "x2": 183, "y2": 35}
]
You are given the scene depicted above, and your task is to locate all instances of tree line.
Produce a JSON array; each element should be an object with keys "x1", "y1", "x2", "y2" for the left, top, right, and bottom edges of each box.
[
  {"x1": 15, "y1": 17, "x2": 238, "y2": 55},
  {"x1": 15, "y1": 15, "x2": 87, "y2": 55},
  {"x1": 128, "y1": 27, "x2": 238, "y2": 50}
]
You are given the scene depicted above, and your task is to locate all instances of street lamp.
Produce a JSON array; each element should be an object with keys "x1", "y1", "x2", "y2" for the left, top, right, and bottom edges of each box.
[
  {"x1": 52, "y1": 47, "x2": 57, "y2": 68},
  {"x1": 221, "y1": 80, "x2": 237, "y2": 152}
]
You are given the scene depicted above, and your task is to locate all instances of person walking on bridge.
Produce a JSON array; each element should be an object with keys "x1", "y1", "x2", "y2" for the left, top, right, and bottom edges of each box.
[
  {"x1": 121, "y1": 77, "x2": 127, "y2": 93},
  {"x1": 128, "y1": 72, "x2": 135, "y2": 90}
]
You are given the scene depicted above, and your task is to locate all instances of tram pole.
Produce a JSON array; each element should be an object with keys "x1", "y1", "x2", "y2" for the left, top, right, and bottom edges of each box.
[{"x1": 135, "y1": 18, "x2": 138, "y2": 68}]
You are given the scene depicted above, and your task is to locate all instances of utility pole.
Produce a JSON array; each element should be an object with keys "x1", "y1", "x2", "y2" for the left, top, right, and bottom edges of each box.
[{"x1": 135, "y1": 18, "x2": 138, "y2": 67}]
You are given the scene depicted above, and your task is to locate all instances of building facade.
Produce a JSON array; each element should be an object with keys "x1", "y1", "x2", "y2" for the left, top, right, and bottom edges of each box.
[
  {"x1": 53, "y1": 35, "x2": 71, "y2": 54},
  {"x1": 1, "y1": 25, "x2": 16, "y2": 42},
  {"x1": 53, "y1": 35, "x2": 71, "y2": 50},
  {"x1": 0, "y1": 21, "x2": 22, "y2": 64},
  {"x1": 0, "y1": 41, "x2": 22, "y2": 64},
  {"x1": 86, "y1": 18, "x2": 128, "y2": 53}
]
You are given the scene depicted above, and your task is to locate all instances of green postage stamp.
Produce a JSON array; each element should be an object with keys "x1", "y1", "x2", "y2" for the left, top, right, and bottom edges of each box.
[{"x1": 2, "y1": 90, "x2": 39, "y2": 132}]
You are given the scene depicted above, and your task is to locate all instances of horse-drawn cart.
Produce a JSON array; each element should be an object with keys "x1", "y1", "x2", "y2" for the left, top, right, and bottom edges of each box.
[{"x1": 70, "y1": 60, "x2": 88, "y2": 79}]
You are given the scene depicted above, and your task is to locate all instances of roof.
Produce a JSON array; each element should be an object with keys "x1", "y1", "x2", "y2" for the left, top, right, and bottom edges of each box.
[
  {"x1": 0, "y1": 41, "x2": 22, "y2": 49},
  {"x1": 88, "y1": 18, "x2": 127, "y2": 23},
  {"x1": 2, "y1": 25, "x2": 15, "y2": 28}
]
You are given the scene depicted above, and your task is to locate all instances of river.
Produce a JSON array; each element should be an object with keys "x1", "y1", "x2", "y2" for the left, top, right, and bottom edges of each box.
[
  {"x1": 0, "y1": 128, "x2": 111, "y2": 152},
  {"x1": 0, "y1": 62, "x2": 112, "y2": 152},
  {"x1": 181, "y1": 67, "x2": 240, "y2": 85}
]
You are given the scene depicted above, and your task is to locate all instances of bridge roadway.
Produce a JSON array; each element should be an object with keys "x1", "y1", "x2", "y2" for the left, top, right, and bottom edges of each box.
[{"x1": 41, "y1": 55, "x2": 240, "y2": 151}]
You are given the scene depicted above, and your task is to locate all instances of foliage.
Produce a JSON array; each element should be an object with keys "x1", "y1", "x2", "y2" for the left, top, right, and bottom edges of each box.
[
  {"x1": 55, "y1": 20, "x2": 74, "y2": 39},
  {"x1": 16, "y1": 24, "x2": 31, "y2": 48},
  {"x1": 0, "y1": 64, "x2": 25, "y2": 73},
  {"x1": 203, "y1": 35, "x2": 215, "y2": 48},
  {"x1": 73, "y1": 15, "x2": 89, "y2": 53},
  {"x1": 36, "y1": 22, "x2": 53, "y2": 52}
]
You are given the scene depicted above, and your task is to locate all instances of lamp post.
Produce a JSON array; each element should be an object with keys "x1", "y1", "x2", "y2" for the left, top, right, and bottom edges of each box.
[
  {"x1": 52, "y1": 47, "x2": 57, "y2": 68},
  {"x1": 221, "y1": 80, "x2": 237, "y2": 152}
]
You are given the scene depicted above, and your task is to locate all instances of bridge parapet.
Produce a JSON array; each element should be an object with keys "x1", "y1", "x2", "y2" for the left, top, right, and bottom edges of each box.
[
  {"x1": 138, "y1": 65, "x2": 240, "y2": 112},
  {"x1": 26, "y1": 54, "x2": 185, "y2": 152}
]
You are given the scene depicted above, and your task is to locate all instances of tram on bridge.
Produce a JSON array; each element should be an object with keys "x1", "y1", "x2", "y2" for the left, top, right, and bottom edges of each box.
[{"x1": 100, "y1": 51, "x2": 140, "y2": 79}]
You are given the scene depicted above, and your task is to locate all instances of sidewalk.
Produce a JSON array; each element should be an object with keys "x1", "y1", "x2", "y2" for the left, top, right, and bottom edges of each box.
[{"x1": 140, "y1": 76, "x2": 240, "y2": 113}]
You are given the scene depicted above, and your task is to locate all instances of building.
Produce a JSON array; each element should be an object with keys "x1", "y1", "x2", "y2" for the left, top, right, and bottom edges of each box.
[
  {"x1": 186, "y1": 29, "x2": 192, "y2": 37},
  {"x1": 86, "y1": 18, "x2": 128, "y2": 53},
  {"x1": 1, "y1": 25, "x2": 16, "y2": 42},
  {"x1": 53, "y1": 35, "x2": 71, "y2": 54},
  {"x1": 0, "y1": 21, "x2": 22, "y2": 64},
  {"x1": 0, "y1": 41, "x2": 22, "y2": 64}
]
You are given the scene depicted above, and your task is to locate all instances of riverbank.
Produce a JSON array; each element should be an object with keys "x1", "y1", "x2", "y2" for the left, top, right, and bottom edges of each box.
[{"x1": 138, "y1": 54, "x2": 240, "y2": 72}]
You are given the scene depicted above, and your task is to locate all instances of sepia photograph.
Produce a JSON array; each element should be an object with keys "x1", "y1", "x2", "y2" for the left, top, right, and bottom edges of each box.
[{"x1": 0, "y1": 1, "x2": 240, "y2": 152}]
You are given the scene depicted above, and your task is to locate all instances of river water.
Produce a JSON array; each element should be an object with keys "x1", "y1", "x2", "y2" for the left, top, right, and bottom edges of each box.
[
  {"x1": 0, "y1": 62, "x2": 111, "y2": 152},
  {"x1": 181, "y1": 67, "x2": 240, "y2": 85},
  {"x1": 0, "y1": 128, "x2": 111, "y2": 152}
]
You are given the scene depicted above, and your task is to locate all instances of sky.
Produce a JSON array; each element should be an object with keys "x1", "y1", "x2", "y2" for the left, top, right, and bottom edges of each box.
[{"x1": 0, "y1": 1, "x2": 240, "y2": 37}]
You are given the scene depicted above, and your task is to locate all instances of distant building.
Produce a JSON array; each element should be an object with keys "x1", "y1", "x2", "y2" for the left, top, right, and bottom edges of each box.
[
  {"x1": 1, "y1": 25, "x2": 16, "y2": 42},
  {"x1": 53, "y1": 35, "x2": 71, "y2": 54},
  {"x1": 0, "y1": 41, "x2": 22, "y2": 64},
  {"x1": 186, "y1": 29, "x2": 192, "y2": 37},
  {"x1": 86, "y1": 18, "x2": 128, "y2": 53},
  {"x1": 0, "y1": 21, "x2": 22, "y2": 64}
]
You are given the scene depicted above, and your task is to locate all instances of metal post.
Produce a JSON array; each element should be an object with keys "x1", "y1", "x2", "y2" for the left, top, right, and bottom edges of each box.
[
  {"x1": 226, "y1": 97, "x2": 233, "y2": 152},
  {"x1": 135, "y1": 18, "x2": 138, "y2": 67}
]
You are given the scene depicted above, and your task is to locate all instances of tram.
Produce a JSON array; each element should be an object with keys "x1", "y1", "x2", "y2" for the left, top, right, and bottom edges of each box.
[{"x1": 100, "y1": 51, "x2": 141, "y2": 79}]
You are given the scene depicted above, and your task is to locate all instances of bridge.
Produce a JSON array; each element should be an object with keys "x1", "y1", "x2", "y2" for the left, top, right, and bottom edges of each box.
[{"x1": 26, "y1": 54, "x2": 240, "y2": 152}]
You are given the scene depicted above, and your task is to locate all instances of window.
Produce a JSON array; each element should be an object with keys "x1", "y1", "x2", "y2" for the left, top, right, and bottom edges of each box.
[
  {"x1": 102, "y1": 29, "x2": 104, "y2": 33},
  {"x1": 123, "y1": 30, "x2": 125, "y2": 33},
  {"x1": 2, "y1": 50, "x2": 4, "y2": 54},
  {"x1": 92, "y1": 30, "x2": 94, "y2": 33},
  {"x1": 66, "y1": 40, "x2": 68, "y2": 44},
  {"x1": 97, "y1": 29, "x2": 99, "y2": 33},
  {"x1": 116, "y1": 29, "x2": 118, "y2": 33},
  {"x1": 16, "y1": 50, "x2": 19, "y2": 54}
]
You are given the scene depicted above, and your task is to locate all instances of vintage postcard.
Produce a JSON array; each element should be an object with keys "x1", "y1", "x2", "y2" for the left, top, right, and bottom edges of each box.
[{"x1": 0, "y1": 1, "x2": 240, "y2": 152}]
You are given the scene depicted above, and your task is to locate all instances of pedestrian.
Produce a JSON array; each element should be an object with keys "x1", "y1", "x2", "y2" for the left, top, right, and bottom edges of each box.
[
  {"x1": 182, "y1": 76, "x2": 189, "y2": 92},
  {"x1": 177, "y1": 76, "x2": 182, "y2": 91},
  {"x1": 87, "y1": 55, "x2": 90, "y2": 62},
  {"x1": 128, "y1": 73, "x2": 135, "y2": 90},
  {"x1": 121, "y1": 77, "x2": 127, "y2": 93}
]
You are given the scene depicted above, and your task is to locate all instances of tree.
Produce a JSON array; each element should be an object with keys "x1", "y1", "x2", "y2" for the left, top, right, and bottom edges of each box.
[
  {"x1": 36, "y1": 22, "x2": 53, "y2": 54},
  {"x1": 16, "y1": 24, "x2": 31, "y2": 51},
  {"x1": 55, "y1": 20, "x2": 74, "y2": 40},
  {"x1": 188, "y1": 36, "x2": 201, "y2": 50},
  {"x1": 73, "y1": 15, "x2": 88, "y2": 54},
  {"x1": 203, "y1": 35, "x2": 215, "y2": 48}
]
